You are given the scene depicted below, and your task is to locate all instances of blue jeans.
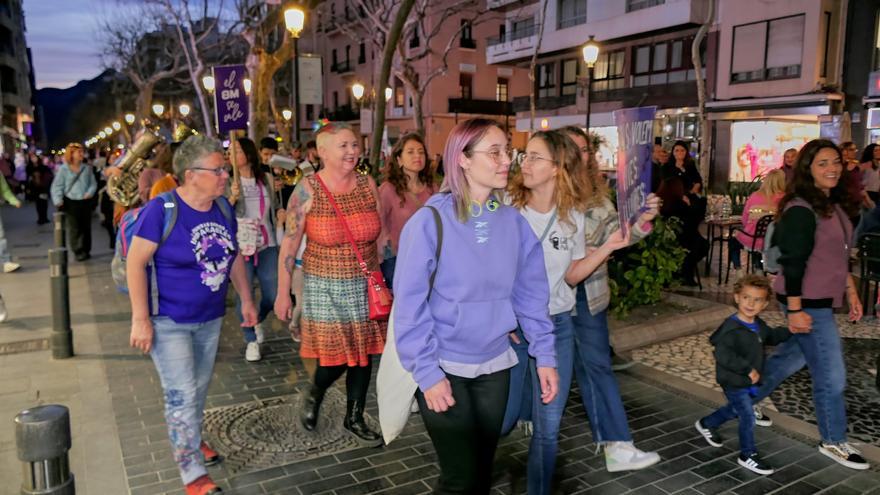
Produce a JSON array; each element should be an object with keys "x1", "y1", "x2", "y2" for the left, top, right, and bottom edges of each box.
[
  {"x1": 572, "y1": 284, "x2": 632, "y2": 443},
  {"x1": 752, "y1": 307, "x2": 848, "y2": 443},
  {"x1": 702, "y1": 387, "x2": 756, "y2": 456},
  {"x1": 380, "y1": 256, "x2": 396, "y2": 288},
  {"x1": 237, "y1": 246, "x2": 278, "y2": 343},
  {"x1": 149, "y1": 316, "x2": 223, "y2": 485},
  {"x1": 527, "y1": 313, "x2": 574, "y2": 495}
]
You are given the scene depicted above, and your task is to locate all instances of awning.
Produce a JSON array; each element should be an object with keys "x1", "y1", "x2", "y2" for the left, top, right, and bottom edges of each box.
[{"x1": 706, "y1": 93, "x2": 843, "y2": 121}]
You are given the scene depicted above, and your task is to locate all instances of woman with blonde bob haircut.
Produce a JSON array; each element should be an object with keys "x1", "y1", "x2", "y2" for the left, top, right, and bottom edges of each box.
[
  {"x1": 730, "y1": 168, "x2": 786, "y2": 274},
  {"x1": 504, "y1": 130, "x2": 638, "y2": 494},
  {"x1": 393, "y1": 118, "x2": 559, "y2": 493}
]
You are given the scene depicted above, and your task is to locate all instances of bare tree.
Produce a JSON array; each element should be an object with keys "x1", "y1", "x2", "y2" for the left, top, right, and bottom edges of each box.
[
  {"x1": 150, "y1": 0, "x2": 227, "y2": 137},
  {"x1": 99, "y1": 5, "x2": 187, "y2": 123},
  {"x1": 528, "y1": 0, "x2": 549, "y2": 133},
  {"x1": 344, "y1": 0, "x2": 494, "y2": 137},
  {"x1": 692, "y1": 0, "x2": 714, "y2": 185}
]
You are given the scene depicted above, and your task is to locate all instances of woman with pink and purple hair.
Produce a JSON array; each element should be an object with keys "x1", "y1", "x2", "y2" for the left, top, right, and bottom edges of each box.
[{"x1": 393, "y1": 118, "x2": 559, "y2": 493}]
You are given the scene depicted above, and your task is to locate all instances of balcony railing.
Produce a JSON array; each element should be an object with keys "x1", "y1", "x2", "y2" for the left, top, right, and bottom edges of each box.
[
  {"x1": 626, "y1": 0, "x2": 665, "y2": 13},
  {"x1": 460, "y1": 38, "x2": 477, "y2": 49},
  {"x1": 512, "y1": 94, "x2": 576, "y2": 112},
  {"x1": 327, "y1": 105, "x2": 359, "y2": 121},
  {"x1": 487, "y1": 25, "x2": 536, "y2": 46},
  {"x1": 331, "y1": 60, "x2": 353, "y2": 73},
  {"x1": 558, "y1": 14, "x2": 586, "y2": 29},
  {"x1": 448, "y1": 98, "x2": 513, "y2": 115}
]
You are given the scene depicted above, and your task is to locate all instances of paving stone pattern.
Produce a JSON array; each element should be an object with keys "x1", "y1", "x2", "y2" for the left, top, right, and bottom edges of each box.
[{"x1": 86, "y1": 264, "x2": 880, "y2": 494}]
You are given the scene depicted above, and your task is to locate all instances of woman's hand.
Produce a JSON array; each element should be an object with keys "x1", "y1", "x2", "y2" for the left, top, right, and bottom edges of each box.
[
  {"x1": 682, "y1": 195, "x2": 691, "y2": 206},
  {"x1": 787, "y1": 311, "x2": 812, "y2": 333},
  {"x1": 130, "y1": 318, "x2": 154, "y2": 354},
  {"x1": 847, "y1": 287, "x2": 863, "y2": 323},
  {"x1": 637, "y1": 193, "x2": 661, "y2": 224},
  {"x1": 230, "y1": 181, "x2": 241, "y2": 203},
  {"x1": 274, "y1": 294, "x2": 292, "y2": 322},
  {"x1": 276, "y1": 209, "x2": 287, "y2": 226},
  {"x1": 602, "y1": 228, "x2": 631, "y2": 253},
  {"x1": 424, "y1": 378, "x2": 455, "y2": 412},
  {"x1": 536, "y1": 367, "x2": 559, "y2": 404},
  {"x1": 241, "y1": 299, "x2": 258, "y2": 327}
]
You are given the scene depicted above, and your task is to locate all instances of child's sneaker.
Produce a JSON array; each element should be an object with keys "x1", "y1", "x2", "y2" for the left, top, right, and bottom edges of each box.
[
  {"x1": 694, "y1": 419, "x2": 724, "y2": 447},
  {"x1": 738, "y1": 453, "x2": 774, "y2": 475},
  {"x1": 753, "y1": 406, "x2": 772, "y2": 427},
  {"x1": 819, "y1": 442, "x2": 870, "y2": 470},
  {"x1": 185, "y1": 475, "x2": 222, "y2": 495},
  {"x1": 604, "y1": 442, "x2": 661, "y2": 472}
]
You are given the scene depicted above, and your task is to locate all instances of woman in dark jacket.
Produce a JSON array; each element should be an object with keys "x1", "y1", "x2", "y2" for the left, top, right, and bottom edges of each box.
[
  {"x1": 658, "y1": 176, "x2": 706, "y2": 286},
  {"x1": 754, "y1": 139, "x2": 868, "y2": 471}
]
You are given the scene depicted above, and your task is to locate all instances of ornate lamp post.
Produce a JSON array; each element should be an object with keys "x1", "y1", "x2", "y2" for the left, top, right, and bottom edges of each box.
[
  {"x1": 582, "y1": 35, "x2": 600, "y2": 131},
  {"x1": 285, "y1": 6, "x2": 305, "y2": 143}
]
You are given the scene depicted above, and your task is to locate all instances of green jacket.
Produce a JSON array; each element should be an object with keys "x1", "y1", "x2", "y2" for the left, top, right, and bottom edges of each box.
[{"x1": 0, "y1": 174, "x2": 20, "y2": 207}]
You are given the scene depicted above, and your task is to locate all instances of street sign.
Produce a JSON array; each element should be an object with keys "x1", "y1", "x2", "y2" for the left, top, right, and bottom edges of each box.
[
  {"x1": 212, "y1": 65, "x2": 249, "y2": 135},
  {"x1": 614, "y1": 105, "x2": 656, "y2": 238}
]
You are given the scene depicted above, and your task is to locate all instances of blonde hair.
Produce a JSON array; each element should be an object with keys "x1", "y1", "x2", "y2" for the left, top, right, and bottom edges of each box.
[
  {"x1": 560, "y1": 126, "x2": 607, "y2": 207},
  {"x1": 759, "y1": 169, "x2": 785, "y2": 197},
  {"x1": 508, "y1": 131, "x2": 586, "y2": 226},
  {"x1": 63, "y1": 143, "x2": 83, "y2": 166}
]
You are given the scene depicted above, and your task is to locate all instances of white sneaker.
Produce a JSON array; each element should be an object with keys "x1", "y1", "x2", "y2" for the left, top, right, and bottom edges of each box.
[
  {"x1": 604, "y1": 442, "x2": 661, "y2": 472},
  {"x1": 819, "y1": 442, "x2": 870, "y2": 470},
  {"x1": 3, "y1": 262, "x2": 20, "y2": 273},
  {"x1": 245, "y1": 342, "x2": 261, "y2": 362},
  {"x1": 754, "y1": 406, "x2": 772, "y2": 427},
  {"x1": 254, "y1": 322, "x2": 265, "y2": 344},
  {"x1": 0, "y1": 295, "x2": 7, "y2": 323}
]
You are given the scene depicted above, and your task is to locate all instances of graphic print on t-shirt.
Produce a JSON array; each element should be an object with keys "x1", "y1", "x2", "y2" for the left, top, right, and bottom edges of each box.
[
  {"x1": 548, "y1": 230, "x2": 571, "y2": 251},
  {"x1": 191, "y1": 221, "x2": 236, "y2": 291}
]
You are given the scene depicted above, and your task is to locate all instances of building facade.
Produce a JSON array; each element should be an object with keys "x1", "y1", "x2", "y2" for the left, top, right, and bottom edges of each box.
[
  {"x1": 308, "y1": 0, "x2": 530, "y2": 154},
  {"x1": 486, "y1": 0, "x2": 716, "y2": 170},
  {"x1": 0, "y1": 0, "x2": 33, "y2": 154}
]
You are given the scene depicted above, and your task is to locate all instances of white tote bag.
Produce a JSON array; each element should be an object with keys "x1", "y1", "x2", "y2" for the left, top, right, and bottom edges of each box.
[{"x1": 377, "y1": 305, "x2": 418, "y2": 445}]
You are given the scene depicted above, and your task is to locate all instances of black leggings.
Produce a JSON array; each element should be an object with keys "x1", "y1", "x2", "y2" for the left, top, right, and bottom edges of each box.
[
  {"x1": 313, "y1": 361, "x2": 372, "y2": 403},
  {"x1": 63, "y1": 197, "x2": 92, "y2": 258},
  {"x1": 416, "y1": 369, "x2": 510, "y2": 494}
]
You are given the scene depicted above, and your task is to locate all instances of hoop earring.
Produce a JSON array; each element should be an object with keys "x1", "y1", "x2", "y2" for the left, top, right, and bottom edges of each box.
[
  {"x1": 469, "y1": 200, "x2": 483, "y2": 218},
  {"x1": 486, "y1": 199, "x2": 499, "y2": 212}
]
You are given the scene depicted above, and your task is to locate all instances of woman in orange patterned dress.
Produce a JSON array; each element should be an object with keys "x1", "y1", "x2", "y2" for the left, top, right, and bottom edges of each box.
[{"x1": 275, "y1": 122, "x2": 385, "y2": 444}]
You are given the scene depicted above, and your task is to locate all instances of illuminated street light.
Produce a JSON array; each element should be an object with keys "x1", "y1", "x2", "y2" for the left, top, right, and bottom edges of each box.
[
  {"x1": 112, "y1": 121, "x2": 122, "y2": 131},
  {"x1": 179, "y1": 103, "x2": 191, "y2": 117},
  {"x1": 152, "y1": 103, "x2": 165, "y2": 117},
  {"x1": 385, "y1": 87, "x2": 393, "y2": 101},
  {"x1": 282, "y1": 109, "x2": 293, "y2": 121},
  {"x1": 284, "y1": 7, "x2": 305, "y2": 38},
  {"x1": 582, "y1": 35, "x2": 599, "y2": 68},
  {"x1": 202, "y1": 75, "x2": 215, "y2": 93},
  {"x1": 99, "y1": 131, "x2": 106, "y2": 139},
  {"x1": 243, "y1": 78, "x2": 252, "y2": 96},
  {"x1": 124, "y1": 113, "x2": 135, "y2": 125},
  {"x1": 104, "y1": 126, "x2": 113, "y2": 135},
  {"x1": 352, "y1": 82, "x2": 365, "y2": 101}
]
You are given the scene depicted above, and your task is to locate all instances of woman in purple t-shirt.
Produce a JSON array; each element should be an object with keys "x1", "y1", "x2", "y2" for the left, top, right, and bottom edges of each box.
[{"x1": 128, "y1": 136, "x2": 257, "y2": 495}]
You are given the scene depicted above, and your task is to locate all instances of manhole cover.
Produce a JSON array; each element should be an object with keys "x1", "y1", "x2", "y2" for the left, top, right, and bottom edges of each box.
[{"x1": 202, "y1": 387, "x2": 378, "y2": 475}]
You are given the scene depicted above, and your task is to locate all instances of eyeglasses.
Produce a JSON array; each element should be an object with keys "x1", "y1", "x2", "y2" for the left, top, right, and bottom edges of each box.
[
  {"x1": 471, "y1": 148, "x2": 515, "y2": 165},
  {"x1": 515, "y1": 153, "x2": 558, "y2": 166},
  {"x1": 190, "y1": 166, "x2": 230, "y2": 177}
]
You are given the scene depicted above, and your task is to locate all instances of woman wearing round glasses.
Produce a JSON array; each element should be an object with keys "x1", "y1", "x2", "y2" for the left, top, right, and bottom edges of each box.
[{"x1": 393, "y1": 119, "x2": 558, "y2": 493}]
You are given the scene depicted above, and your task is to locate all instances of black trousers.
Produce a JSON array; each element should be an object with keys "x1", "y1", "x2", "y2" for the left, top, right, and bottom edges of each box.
[
  {"x1": 35, "y1": 195, "x2": 49, "y2": 223},
  {"x1": 313, "y1": 361, "x2": 372, "y2": 404},
  {"x1": 63, "y1": 197, "x2": 92, "y2": 258},
  {"x1": 416, "y1": 369, "x2": 510, "y2": 495}
]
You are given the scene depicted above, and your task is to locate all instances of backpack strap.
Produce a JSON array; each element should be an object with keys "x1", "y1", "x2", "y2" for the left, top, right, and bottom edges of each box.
[
  {"x1": 158, "y1": 191, "x2": 179, "y2": 245},
  {"x1": 425, "y1": 206, "x2": 442, "y2": 300},
  {"x1": 214, "y1": 195, "x2": 234, "y2": 225}
]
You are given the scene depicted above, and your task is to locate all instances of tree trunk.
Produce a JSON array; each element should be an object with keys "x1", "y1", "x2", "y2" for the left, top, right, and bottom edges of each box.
[
  {"x1": 529, "y1": 0, "x2": 549, "y2": 133},
  {"x1": 135, "y1": 84, "x2": 154, "y2": 124},
  {"x1": 369, "y1": 0, "x2": 418, "y2": 173},
  {"x1": 191, "y1": 70, "x2": 215, "y2": 137},
  {"x1": 692, "y1": 0, "x2": 714, "y2": 189},
  {"x1": 247, "y1": 51, "x2": 273, "y2": 141}
]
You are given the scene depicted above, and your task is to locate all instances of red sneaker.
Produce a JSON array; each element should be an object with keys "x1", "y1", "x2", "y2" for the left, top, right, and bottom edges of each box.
[
  {"x1": 200, "y1": 442, "x2": 221, "y2": 466},
  {"x1": 185, "y1": 475, "x2": 222, "y2": 495}
]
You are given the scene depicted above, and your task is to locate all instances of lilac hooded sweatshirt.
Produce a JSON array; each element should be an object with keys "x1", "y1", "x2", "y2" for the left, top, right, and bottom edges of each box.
[{"x1": 393, "y1": 193, "x2": 557, "y2": 392}]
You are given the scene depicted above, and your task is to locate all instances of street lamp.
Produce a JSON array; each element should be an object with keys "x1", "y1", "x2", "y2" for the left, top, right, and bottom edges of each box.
[
  {"x1": 104, "y1": 126, "x2": 113, "y2": 135},
  {"x1": 112, "y1": 121, "x2": 122, "y2": 131},
  {"x1": 285, "y1": 6, "x2": 305, "y2": 146},
  {"x1": 282, "y1": 109, "x2": 293, "y2": 121},
  {"x1": 351, "y1": 82, "x2": 365, "y2": 102},
  {"x1": 385, "y1": 87, "x2": 393, "y2": 101},
  {"x1": 582, "y1": 35, "x2": 600, "y2": 132},
  {"x1": 243, "y1": 78, "x2": 252, "y2": 96},
  {"x1": 124, "y1": 113, "x2": 135, "y2": 125},
  {"x1": 179, "y1": 103, "x2": 191, "y2": 117},
  {"x1": 152, "y1": 103, "x2": 165, "y2": 117},
  {"x1": 202, "y1": 75, "x2": 215, "y2": 94},
  {"x1": 99, "y1": 131, "x2": 106, "y2": 139}
]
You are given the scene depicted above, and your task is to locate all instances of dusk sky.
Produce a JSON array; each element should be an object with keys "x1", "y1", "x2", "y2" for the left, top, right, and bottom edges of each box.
[{"x1": 25, "y1": 0, "x2": 118, "y2": 90}]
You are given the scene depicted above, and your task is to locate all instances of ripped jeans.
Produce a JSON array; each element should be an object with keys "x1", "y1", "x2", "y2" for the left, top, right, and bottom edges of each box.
[{"x1": 150, "y1": 316, "x2": 223, "y2": 485}]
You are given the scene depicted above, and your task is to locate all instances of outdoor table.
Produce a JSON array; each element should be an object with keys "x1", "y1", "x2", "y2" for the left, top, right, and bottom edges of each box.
[{"x1": 704, "y1": 215, "x2": 743, "y2": 285}]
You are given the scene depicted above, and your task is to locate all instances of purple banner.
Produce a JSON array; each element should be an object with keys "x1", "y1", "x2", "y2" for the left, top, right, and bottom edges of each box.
[
  {"x1": 613, "y1": 106, "x2": 656, "y2": 237},
  {"x1": 212, "y1": 65, "x2": 249, "y2": 135}
]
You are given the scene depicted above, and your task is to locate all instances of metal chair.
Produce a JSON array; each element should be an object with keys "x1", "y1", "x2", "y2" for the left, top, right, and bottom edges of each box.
[{"x1": 725, "y1": 215, "x2": 774, "y2": 283}]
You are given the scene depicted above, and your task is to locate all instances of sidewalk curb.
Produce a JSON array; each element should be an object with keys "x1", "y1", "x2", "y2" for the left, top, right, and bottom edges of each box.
[{"x1": 626, "y1": 362, "x2": 880, "y2": 467}]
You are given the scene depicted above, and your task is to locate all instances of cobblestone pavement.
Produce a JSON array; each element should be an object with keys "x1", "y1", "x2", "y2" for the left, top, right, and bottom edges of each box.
[{"x1": 85, "y1": 261, "x2": 880, "y2": 494}]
